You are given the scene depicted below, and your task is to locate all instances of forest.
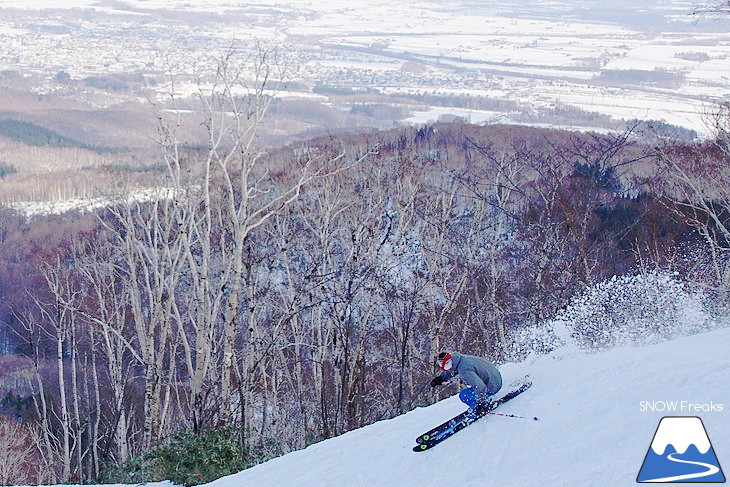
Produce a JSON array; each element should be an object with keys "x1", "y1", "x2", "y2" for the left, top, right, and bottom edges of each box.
[{"x1": 0, "y1": 52, "x2": 728, "y2": 486}]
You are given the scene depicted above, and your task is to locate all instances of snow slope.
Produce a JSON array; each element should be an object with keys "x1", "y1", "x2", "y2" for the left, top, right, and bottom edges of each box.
[{"x1": 201, "y1": 327, "x2": 730, "y2": 487}]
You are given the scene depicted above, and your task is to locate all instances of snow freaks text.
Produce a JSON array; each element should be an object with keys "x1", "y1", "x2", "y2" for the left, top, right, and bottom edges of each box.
[{"x1": 640, "y1": 401, "x2": 724, "y2": 413}]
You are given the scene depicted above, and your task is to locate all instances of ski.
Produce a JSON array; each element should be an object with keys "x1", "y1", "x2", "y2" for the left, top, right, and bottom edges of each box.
[{"x1": 413, "y1": 380, "x2": 532, "y2": 452}]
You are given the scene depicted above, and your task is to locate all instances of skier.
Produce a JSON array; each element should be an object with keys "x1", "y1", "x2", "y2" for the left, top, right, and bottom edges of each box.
[{"x1": 429, "y1": 352, "x2": 502, "y2": 416}]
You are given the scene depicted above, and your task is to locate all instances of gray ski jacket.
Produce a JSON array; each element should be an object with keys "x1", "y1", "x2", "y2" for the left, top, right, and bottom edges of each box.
[{"x1": 440, "y1": 353, "x2": 502, "y2": 397}]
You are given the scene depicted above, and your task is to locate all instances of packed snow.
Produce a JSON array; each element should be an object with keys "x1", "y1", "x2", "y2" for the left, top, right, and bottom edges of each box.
[{"x1": 16, "y1": 273, "x2": 729, "y2": 487}]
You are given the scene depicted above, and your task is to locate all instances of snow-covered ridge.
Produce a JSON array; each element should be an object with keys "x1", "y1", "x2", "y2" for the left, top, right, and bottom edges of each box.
[{"x1": 6, "y1": 187, "x2": 174, "y2": 218}]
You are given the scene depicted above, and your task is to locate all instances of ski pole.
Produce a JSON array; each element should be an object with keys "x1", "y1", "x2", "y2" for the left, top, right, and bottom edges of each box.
[{"x1": 484, "y1": 411, "x2": 539, "y2": 421}]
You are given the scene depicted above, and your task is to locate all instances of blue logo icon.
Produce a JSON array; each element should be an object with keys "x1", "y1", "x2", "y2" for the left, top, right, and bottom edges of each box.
[{"x1": 637, "y1": 416, "x2": 725, "y2": 483}]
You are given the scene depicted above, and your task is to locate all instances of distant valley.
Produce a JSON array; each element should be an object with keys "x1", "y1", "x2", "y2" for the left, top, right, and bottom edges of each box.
[{"x1": 0, "y1": 0, "x2": 727, "y2": 206}]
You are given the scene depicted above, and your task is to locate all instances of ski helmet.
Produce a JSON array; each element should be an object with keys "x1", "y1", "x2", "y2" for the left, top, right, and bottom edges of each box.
[{"x1": 438, "y1": 352, "x2": 453, "y2": 371}]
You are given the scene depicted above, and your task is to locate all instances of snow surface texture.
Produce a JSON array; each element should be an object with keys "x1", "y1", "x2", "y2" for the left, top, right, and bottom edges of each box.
[{"x1": 16, "y1": 273, "x2": 729, "y2": 487}]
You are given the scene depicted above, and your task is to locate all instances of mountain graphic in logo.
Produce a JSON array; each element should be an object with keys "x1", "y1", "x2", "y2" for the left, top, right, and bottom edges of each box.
[{"x1": 637, "y1": 416, "x2": 725, "y2": 483}]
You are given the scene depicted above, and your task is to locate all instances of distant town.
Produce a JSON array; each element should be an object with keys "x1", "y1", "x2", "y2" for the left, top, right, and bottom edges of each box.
[{"x1": 0, "y1": 0, "x2": 727, "y2": 135}]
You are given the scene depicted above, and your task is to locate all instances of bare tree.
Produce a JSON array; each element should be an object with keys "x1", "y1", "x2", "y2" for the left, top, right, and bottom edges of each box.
[
  {"x1": 74, "y1": 45, "x2": 360, "y2": 456},
  {"x1": 653, "y1": 104, "x2": 730, "y2": 292},
  {"x1": 14, "y1": 259, "x2": 82, "y2": 483},
  {"x1": 0, "y1": 417, "x2": 39, "y2": 485},
  {"x1": 167, "y1": 48, "x2": 349, "y2": 429},
  {"x1": 74, "y1": 241, "x2": 136, "y2": 467},
  {"x1": 455, "y1": 141, "x2": 532, "y2": 354},
  {"x1": 35, "y1": 260, "x2": 79, "y2": 483}
]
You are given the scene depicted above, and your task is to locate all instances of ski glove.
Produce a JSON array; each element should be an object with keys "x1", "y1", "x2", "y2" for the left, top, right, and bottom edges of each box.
[{"x1": 430, "y1": 375, "x2": 446, "y2": 387}]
